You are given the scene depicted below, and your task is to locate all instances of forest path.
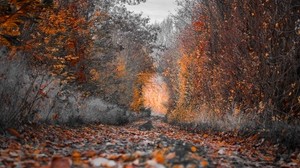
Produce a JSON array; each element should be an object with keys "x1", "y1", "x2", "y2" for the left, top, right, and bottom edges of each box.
[{"x1": 0, "y1": 117, "x2": 297, "y2": 168}]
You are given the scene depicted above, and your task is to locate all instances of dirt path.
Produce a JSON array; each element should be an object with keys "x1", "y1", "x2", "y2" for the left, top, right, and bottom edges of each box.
[{"x1": 0, "y1": 117, "x2": 298, "y2": 167}]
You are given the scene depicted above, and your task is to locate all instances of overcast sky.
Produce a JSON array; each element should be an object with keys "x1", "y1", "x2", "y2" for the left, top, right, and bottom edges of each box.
[{"x1": 126, "y1": 0, "x2": 178, "y2": 24}]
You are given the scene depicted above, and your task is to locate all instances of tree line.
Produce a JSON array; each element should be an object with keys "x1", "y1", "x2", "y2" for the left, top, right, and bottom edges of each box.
[
  {"x1": 158, "y1": 0, "x2": 299, "y2": 134},
  {"x1": 0, "y1": 0, "x2": 158, "y2": 128}
]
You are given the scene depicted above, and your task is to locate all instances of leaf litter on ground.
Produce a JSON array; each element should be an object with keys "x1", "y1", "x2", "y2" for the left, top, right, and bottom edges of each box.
[{"x1": 0, "y1": 116, "x2": 299, "y2": 168}]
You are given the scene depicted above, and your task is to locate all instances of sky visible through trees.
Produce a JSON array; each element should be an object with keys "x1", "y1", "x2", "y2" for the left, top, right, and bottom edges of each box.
[{"x1": 126, "y1": 0, "x2": 178, "y2": 23}]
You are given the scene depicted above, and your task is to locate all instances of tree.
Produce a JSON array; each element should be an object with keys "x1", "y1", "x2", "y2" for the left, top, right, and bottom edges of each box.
[
  {"x1": 0, "y1": 0, "x2": 52, "y2": 49},
  {"x1": 0, "y1": 0, "x2": 160, "y2": 128},
  {"x1": 162, "y1": 0, "x2": 300, "y2": 124},
  {"x1": 89, "y1": 2, "x2": 158, "y2": 108}
]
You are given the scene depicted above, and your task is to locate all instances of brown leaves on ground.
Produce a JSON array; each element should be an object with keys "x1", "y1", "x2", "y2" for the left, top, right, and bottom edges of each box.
[
  {"x1": 6, "y1": 128, "x2": 22, "y2": 139},
  {"x1": 0, "y1": 117, "x2": 299, "y2": 167},
  {"x1": 49, "y1": 157, "x2": 71, "y2": 168}
]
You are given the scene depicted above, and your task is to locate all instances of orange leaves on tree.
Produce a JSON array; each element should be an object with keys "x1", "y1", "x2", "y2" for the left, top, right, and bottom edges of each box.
[
  {"x1": 67, "y1": 40, "x2": 76, "y2": 50},
  {"x1": 193, "y1": 21, "x2": 205, "y2": 32},
  {"x1": 130, "y1": 87, "x2": 144, "y2": 112},
  {"x1": 0, "y1": 0, "x2": 46, "y2": 47},
  {"x1": 89, "y1": 69, "x2": 100, "y2": 81},
  {"x1": 76, "y1": 68, "x2": 87, "y2": 83},
  {"x1": 130, "y1": 72, "x2": 154, "y2": 111},
  {"x1": 0, "y1": 21, "x2": 20, "y2": 36},
  {"x1": 0, "y1": 36, "x2": 11, "y2": 46},
  {"x1": 22, "y1": 0, "x2": 97, "y2": 85},
  {"x1": 65, "y1": 55, "x2": 80, "y2": 67},
  {"x1": 142, "y1": 75, "x2": 170, "y2": 115}
]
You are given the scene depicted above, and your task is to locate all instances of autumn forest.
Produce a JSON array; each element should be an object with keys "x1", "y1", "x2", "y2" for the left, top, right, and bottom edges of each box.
[{"x1": 0, "y1": 0, "x2": 299, "y2": 167}]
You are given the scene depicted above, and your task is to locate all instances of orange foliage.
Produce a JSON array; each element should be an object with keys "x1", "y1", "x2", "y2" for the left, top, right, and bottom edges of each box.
[
  {"x1": 168, "y1": 0, "x2": 300, "y2": 122},
  {"x1": 0, "y1": 0, "x2": 46, "y2": 47},
  {"x1": 130, "y1": 72, "x2": 154, "y2": 111},
  {"x1": 30, "y1": 0, "x2": 91, "y2": 83},
  {"x1": 89, "y1": 69, "x2": 100, "y2": 81},
  {"x1": 177, "y1": 53, "x2": 191, "y2": 107},
  {"x1": 142, "y1": 75, "x2": 169, "y2": 115},
  {"x1": 170, "y1": 15, "x2": 209, "y2": 120},
  {"x1": 131, "y1": 87, "x2": 144, "y2": 112},
  {"x1": 0, "y1": 0, "x2": 106, "y2": 85}
]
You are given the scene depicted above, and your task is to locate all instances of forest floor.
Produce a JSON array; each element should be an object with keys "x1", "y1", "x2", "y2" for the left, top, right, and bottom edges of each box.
[{"x1": 0, "y1": 117, "x2": 299, "y2": 168}]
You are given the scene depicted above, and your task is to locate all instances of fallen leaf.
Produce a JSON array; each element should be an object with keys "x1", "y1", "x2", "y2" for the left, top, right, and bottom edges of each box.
[
  {"x1": 133, "y1": 151, "x2": 144, "y2": 158},
  {"x1": 108, "y1": 154, "x2": 120, "y2": 160},
  {"x1": 287, "y1": 162, "x2": 298, "y2": 167},
  {"x1": 84, "y1": 150, "x2": 96, "y2": 158},
  {"x1": 106, "y1": 160, "x2": 117, "y2": 167},
  {"x1": 191, "y1": 146, "x2": 197, "y2": 153},
  {"x1": 90, "y1": 157, "x2": 116, "y2": 167},
  {"x1": 186, "y1": 163, "x2": 197, "y2": 168},
  {"x1": 262, "y1": 156, "x2": 274, "y2": 162},
  {"x1": 153, "y1": 150, "x2": 165, "y2": 164},
  {"x1": 121, "y1": 154, "x2": 136, "y2": 162},
  {"x1": 9, "y1": 151, "x2": 19, "y2": 157},
  {"x1": 166, "y1": 152, "x2": 176, "y2": 160},
  {"x1": 7, "y1": 128, "x2": 22, "y2": 139},
  {"x1": 146, "y1": 160, "x2": 165, "y2": 168},
  {"x1": 33, "y1": 150, "x2": 41, "y2": 155},
  {"x1": 124, "y1": 164, "x2": 135, "y2": 168},
  {"x1": 90, "y1": 158, "x2": 108, "y2": 167},
  {"x1": 133, "y1": 159, "x2": 140, "y2": 165},
  {"x1": 72, "y1": 150, "x2": 81, "y2": 165},
  {"x1": 200, "y1": 160, "x2": 209, "y2": 167},
  {"x1": 172, "y1": 164, "x2": 184, "y2": 168},
  {"x1": 50, "y1": 157, "x2": 71, "y2": 168},
  {"x1": 291, "y1": 159, "x2": 300, "y2": 164},
  {"x1": 218, "y1": 148, "x2": 226, "y2": 155}
]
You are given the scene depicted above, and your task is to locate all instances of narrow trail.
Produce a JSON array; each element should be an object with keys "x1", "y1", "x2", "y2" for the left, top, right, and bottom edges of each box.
[{"x1": 0, "y1": 117, "x2": 297, "y2": 168}]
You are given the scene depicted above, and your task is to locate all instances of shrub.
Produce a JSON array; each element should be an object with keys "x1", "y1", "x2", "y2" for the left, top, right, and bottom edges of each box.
[{"x1": 0, "y1": 51, "x2": 48, "y2": 130}]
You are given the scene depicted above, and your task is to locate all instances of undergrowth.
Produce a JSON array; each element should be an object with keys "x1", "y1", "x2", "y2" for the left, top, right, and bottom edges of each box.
[{"x1": 168, "y1": 111, "x2": 300, "y2": 150}]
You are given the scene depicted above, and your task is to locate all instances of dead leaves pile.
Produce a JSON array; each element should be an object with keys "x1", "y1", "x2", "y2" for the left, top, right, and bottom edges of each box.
[{"x1": 0, "y1": 117, "x2": 299, "y2": 167}]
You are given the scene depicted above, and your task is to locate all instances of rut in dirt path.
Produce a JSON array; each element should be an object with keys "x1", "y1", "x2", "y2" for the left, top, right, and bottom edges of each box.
[{"x1": 0, "y1": 117, "x2": 294, "y2": 168}]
